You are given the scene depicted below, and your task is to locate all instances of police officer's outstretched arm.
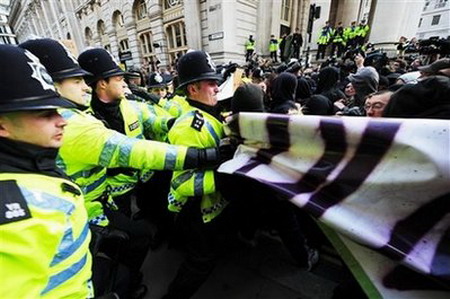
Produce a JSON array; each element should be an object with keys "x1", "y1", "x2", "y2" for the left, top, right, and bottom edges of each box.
[{"x1": 58, "y1": 113, "x2": 222, "y2": 171}]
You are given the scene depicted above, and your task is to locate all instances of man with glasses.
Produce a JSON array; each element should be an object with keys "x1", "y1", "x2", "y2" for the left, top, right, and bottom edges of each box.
[{"x1": 364, "y1": 90, "x2": 393, "y2": 117}]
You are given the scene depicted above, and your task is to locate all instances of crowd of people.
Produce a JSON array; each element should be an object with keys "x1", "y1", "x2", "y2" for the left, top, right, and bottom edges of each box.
[{"x1": 0, "y1": 33, "x2": 449, "y2": 299}]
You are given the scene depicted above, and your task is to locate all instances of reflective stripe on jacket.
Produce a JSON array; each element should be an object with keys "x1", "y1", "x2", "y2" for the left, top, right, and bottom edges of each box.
[
  {"x1": 57, "y1": 108, "x2": 188, "y2": 225},
  {"x1": 168, "y1": 106, "x2": 228, "y2": 223}
]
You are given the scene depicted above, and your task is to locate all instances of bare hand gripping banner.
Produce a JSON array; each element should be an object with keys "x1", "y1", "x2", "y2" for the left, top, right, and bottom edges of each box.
[{"x1": 218, "y1": 113, "x2": 450, "y2": 298}]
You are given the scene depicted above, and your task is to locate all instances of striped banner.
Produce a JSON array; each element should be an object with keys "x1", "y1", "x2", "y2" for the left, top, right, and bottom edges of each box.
[{"x1": 219, "y1": 113, "x2": 450, "y2": 297}]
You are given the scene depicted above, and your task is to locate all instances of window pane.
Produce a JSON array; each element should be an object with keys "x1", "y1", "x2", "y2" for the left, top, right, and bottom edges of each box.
[
  {"x1": 431, "y1": 15, "x2": 441, "y2": 25},
  {"x1": 175, "y1": 23, "x2": 181, "y2": 47},
  {"x1": 167, "y1": 26, "x2": 174, "y2": 48}
]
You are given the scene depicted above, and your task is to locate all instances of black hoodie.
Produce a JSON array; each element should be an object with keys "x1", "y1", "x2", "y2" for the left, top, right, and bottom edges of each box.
[{"x1": 270, "y1": 73, "x2": 298, "y2": 114}]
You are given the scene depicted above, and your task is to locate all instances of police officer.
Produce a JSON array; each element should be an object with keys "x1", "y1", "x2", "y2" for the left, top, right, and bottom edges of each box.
[
  {"x1": 355, "y1": 19, "x2": 370, "y2": 48},
  {"x1": 0, "y1": 45, "x2": 92, "y2": 298},
  {"x1": 331, "y1": 21, "x2": 346, "y2": 58},
  {"x1": 147, "y1": 72, "x2": 169, "y2": 99},
  {"x1": 316, "y1": 21, "x2": 332, "y2": 60},
  {"x1": 19, "y1": 38, "x2": 227, "y2": 298},
  {"x1": 163, "y1": 50, "x2": 232, "y2": 299},
  {"x1": 245, "y1": 35, "x2": 255, "y2": 62},
  {"x1": 344, "y1": 21, "x2": 358, "y2": 51},
  {"x1": 269, "y1": 34, "x2": 279, "y2": 63},
  {"x1": 125, "y1": 69, "x2": 174, "y2": 135}
]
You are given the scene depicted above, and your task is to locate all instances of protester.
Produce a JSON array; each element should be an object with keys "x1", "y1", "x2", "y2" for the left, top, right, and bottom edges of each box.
[
  {"x1": 269, "y1": 72, "x2": 300, "y2": 114},
  {"x1": 383, "y1": 76, "x2": 450, "y2": 119},
  {"x1": 364, "y1": 90, "x2": 393, "y2": 117}
]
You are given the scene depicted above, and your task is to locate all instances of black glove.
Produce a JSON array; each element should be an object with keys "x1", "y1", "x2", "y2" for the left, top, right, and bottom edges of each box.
[
  {"x1": 218, "y1": 137, "x2": 238, "y2": 163},
  {"x1": 184, "y1": 137, "x2": 238, "y2": 169},
  {"x1": 89, "y1": 224, "x2": 129, "y2": 255},
  {"x1": 223, "y1": 63, "x2": 239, "y2": 80},
  {"x1": 185, "y1": 147, "x2": 219, "y2": 169}
]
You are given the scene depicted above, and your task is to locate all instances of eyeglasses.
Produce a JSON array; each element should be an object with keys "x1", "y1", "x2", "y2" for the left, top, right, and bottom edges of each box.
[{"x1": 364, "y1": 102, "x2": 385, "y2": 110}]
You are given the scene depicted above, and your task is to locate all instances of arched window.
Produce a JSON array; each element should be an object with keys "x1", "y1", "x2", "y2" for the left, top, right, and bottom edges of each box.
[
  {"x1": 163, "y1": 0, "x2": 182, "y2": 10},
  {"x1": 66, "y1": 32, "x2": 71, "y2": 39},
  {"x1": 85, "y1": 27, "x2": 93, "y2": 46},
  {"x1": 97, "y1": 20, "x2": 106, "y2": 36},
  {"x1": 134, "y1": 0, "x2": 148, "y2": 20},
  {"x1": 112, "y1": 10, "x2": 125, "y2": 30}
]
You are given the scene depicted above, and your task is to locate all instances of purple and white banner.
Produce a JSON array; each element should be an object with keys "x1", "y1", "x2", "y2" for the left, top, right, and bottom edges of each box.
[{"x1": 219, "y1": 113, "x2": 450, "y2": 297}]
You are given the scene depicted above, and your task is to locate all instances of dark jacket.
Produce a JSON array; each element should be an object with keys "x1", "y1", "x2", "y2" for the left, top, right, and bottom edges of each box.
[
  {"x1": 270, "y1": 73, "x2": 298, "y2": 114},
  {"x1": 383, "y1": 76, "x2": 450, "y2": 119}
]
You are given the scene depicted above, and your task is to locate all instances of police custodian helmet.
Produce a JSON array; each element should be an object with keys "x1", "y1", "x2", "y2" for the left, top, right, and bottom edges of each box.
[
  {"x1": 0, "y1": 45, "x2": 75, "y2": 113},
  {"x1": 78, "y1": 48, "x2": 125, "y2": 84},
  {"x1": 147, "y1": 72, "x2": 167, "y2": 89},
  {"x1": 176, "y1": 50, "x2": 222, "y2": 89},
  {"x1": 19, "y1": 38, "x2": 92, "y2": 82}
]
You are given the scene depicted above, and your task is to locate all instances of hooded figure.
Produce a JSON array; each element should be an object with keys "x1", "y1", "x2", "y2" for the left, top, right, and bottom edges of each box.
[
  {"x1": 270, "y1": 72, "x2": 298, "y2": 114},
  {"x1": 303, "y1": 94, "x2": 334, "y2": 115},
  {"x1": 383, "y1": 75, "x2": 450, "y2": 119},
  {"x1": 316, "y1": 66, "x2": 346, "y2": 104},
  {"x1": 316, "y1": 66, "x2": 340, "y2": 94},
  {"x1": 348, "y1": 66, "x2": 379, "y2": 107},
  {"x1": 231, "y1": 83, "x2": 265, "y2": 114},
  {"x1": 295, "y1": 76, "x2": 312, "y2": 103}
]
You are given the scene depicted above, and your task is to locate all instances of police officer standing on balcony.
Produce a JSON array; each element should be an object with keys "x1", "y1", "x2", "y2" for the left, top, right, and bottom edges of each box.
[{"x1": 0, "y1": 45, "x2": 93, "y2": 298}]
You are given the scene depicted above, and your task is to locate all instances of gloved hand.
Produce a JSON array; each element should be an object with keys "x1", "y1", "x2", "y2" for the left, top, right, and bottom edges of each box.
[
  {"x1": 218, "y1": 137, "x2": 238, "y2": 163},
  {"x1": 184, "y1": 137, "x2": 239, "y2": 169},
  {"x1": 223, "y1": 63, "x2": 239, "y2": 80},
  {"x1": 89, "y1": 224, "x2": 129, "y2": 255}
]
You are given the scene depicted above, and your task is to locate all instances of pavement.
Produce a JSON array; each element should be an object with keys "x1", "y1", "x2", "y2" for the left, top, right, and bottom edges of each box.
[{"x1": 141, "y1": 231, "x2": 346, "y2": 299}]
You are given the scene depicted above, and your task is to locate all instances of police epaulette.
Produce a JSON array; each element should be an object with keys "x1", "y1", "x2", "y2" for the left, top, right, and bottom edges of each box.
[
  {"x1": 61, "y1": 182, "x2": 82, "y2": 196},
  {"x1": 0, "y1": 180, "x2": 32, "y2": 225},
  {"x1": 191, "y1": 110, "x2": 205, "y2": 131}
]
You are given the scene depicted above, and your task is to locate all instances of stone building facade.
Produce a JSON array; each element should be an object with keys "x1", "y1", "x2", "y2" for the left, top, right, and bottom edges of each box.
[
  {"x1": 416, "y1": 0, "x2": 450, "y2": 40},
  {"x1": 0, "y1": 0, "x2": 16, "y2": 44},
  {"x1": 10, "y1": 0, "x2": 310, "y2": 70}
]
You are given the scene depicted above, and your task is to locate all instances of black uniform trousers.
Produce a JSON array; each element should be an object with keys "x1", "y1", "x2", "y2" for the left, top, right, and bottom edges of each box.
[
  {"x1": 270, "y1": 51, "x2": 278, "y2": 62},
  {"x1": 163, "y1": 197, "x2": 237, "y2": 299},
  {"x1": 93, "y1": 205, "x2": 152, "y2": 297},
  {"x1": 245, "y1": 49, "x2": 254, "y2": 62},
  {"x1": 316, "y1": 44, "x2": 327, "y2": 60}
]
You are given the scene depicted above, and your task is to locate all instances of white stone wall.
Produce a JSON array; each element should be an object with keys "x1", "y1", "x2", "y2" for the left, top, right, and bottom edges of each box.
[
  {"x1": 370, "y1": 0, "x2": 424, "y2": 45},
  {"x1": 416, "y1": 0, "x2": 450, "y2": 40}
]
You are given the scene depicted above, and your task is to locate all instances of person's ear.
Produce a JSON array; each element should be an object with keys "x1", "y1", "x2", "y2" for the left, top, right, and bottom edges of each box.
[
  {"x1": 0, "y1": 117, "x2": 11, "y2": 138},
  {"x1": 97, "y1": 79, "x2": 108, "y2": 90},
  {"x1": 187, "y1": 84, "x2": 197, "y2": 96}
]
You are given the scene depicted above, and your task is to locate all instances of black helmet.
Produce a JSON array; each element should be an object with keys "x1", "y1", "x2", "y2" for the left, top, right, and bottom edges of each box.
[
  {"x1": 78, "y1": 48, "x2": 125, "y2": 84},
  {"x1": 125, "y1": 66, "x2": 141, "y2": 79},
  {"x1": 19, "y1": 38, "x2": 92, "y2": 81},
  {"x1": 147, "y1": 72, "x2": 167, "y2": 88},
  {"x1": 176, "y1": 50, "x2": 222, "y2": 89},
  {"x1": 162, "y1": 73, "x2": 174, "y2": 85},
  {"x1": 0, "y1": 45, "x2": 75, "y2": 113}
]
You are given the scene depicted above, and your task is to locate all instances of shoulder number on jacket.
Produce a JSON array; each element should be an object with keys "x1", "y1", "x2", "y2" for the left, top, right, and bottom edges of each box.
[
  {"x1": 191, "y1": 110, "x2": 205, "y2": 131},
  {"x1": 0, "y1": 180, "x2": 32, "y2": 225}
]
